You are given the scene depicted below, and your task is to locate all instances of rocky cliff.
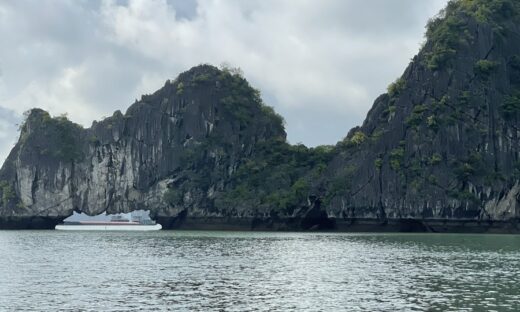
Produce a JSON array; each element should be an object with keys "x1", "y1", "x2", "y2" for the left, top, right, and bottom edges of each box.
[
  {"x1": 317, "y1": 0, "x2": 520, "y2": 230},
  {"x1": 0, "y1": 65, "x2": 288, "y2": 228},
  {"x1": 2, "y1": 0, "x2": 520, "y2": 231}
]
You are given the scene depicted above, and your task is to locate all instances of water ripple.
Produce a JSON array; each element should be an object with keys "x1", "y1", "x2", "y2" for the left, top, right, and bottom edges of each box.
[{"x1": 0, "y1": 231, "x2": 519, "y2": 311}]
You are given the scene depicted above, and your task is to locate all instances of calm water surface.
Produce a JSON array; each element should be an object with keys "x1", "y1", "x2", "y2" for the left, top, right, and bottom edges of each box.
[{"x1": 0, "y1": 231, "x2": 519, "y2": 311}]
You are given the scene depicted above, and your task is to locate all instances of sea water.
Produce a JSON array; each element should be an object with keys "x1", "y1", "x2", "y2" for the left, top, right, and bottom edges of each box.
[{"x1": 0, "y1": 231, "x2": 519, "y2": 311}]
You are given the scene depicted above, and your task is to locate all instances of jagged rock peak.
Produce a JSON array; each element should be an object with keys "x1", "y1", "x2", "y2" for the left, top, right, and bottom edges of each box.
[
  {"x1": 325, "y1": 0, "x2": 520, "y2": 223},
  {"x1": 3, "y1": 1, "x2": 520, "y2": 231},
  {"x1": 0, "y1": 64, "x2": 288, "y2": 221}
]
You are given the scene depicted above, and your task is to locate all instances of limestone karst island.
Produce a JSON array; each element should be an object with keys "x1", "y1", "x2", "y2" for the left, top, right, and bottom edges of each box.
[
  {"x1": 1, "y1": 0, "x2": 520, "y2": 234},
  {"x1": 3, "y1": 1, "x2": 520, "y2": 311}
]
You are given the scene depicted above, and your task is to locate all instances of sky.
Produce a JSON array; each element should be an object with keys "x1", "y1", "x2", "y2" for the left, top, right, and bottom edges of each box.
[{"x1": 0, "y1": 0, "x2": 448, "y2": 166}]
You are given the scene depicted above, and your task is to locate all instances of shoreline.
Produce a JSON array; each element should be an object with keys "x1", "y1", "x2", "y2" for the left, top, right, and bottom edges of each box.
[
  {"x1": 158, "y1": 217, "x2": 520, "y2": 234},
  {"x1": 2, "y1": 216, "x2": 519, "y2": 234}
]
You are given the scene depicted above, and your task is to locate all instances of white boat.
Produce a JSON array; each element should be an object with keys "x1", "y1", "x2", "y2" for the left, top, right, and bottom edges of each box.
[{"x1": 55, "y1": 215, "x2": 162, "y2": 231}]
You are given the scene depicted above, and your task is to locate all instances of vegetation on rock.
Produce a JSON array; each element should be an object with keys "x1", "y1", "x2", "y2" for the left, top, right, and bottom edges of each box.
[
  {"x1": 0, "y1": 181, "x2": 14, "y2": 208},
  {"x1": 3, "y1": 0, "x2": 520, "y2": 227},
  {"x1": 19, "y1": 110, "x2": 84, "y2": 162}
]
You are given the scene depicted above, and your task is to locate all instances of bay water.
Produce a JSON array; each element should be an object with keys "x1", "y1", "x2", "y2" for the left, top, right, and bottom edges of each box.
[{"x1": 0, "y1": 231, "x2": 519, "y2": 311}]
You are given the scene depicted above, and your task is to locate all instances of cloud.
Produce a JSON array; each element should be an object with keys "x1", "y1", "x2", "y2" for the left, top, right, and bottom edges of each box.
[{"x1": 0, "y1": 0, "x2": 448, "y2": 166}]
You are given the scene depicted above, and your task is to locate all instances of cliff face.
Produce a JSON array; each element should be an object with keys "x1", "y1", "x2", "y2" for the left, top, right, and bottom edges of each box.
[
  {"x1": 0, "y1": 65, "x2": 286, "y2": 223},
  {"x1": 320, "y1": 0, "x2": 520, "y2": 223},
  {"x1": 2, "y1": 0, "x2": 520, "y2": 231}
]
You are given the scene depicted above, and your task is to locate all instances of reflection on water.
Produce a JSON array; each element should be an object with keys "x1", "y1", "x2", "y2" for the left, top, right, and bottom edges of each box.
[{"x1": 0, "y1": 231, "x2": 519, "y2": 311}]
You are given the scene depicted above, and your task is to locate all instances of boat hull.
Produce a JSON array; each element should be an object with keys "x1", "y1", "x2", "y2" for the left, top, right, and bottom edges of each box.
[{"x1": 55, "y1": 224, "x2": 162, "y2": 231}]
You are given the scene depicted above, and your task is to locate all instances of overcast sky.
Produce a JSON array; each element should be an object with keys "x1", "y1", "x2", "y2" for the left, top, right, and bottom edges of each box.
[{"x1": 0, "y1": 0, "x2": 448, "y2": 165}]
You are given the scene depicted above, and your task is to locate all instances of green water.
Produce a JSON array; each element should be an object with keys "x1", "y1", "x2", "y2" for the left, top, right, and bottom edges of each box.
[{"x1": 0, "y1": 231, "x2": 519, "y2": 311}]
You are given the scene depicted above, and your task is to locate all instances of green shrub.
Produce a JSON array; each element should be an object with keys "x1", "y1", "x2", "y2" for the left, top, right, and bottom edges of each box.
[
  {"x1": 216, "y1": 70, "x2": 284, "y2": 132},
  {"x1": 457, "y1": 91, "x2": 471, "y2": 107},
  {"x1": 43, "y1": 115, "x2": 84, "y2": 162},
  {"x1": 500, "y1": 93, "x2": 520, "y2": 119},
  {"x1": 176, "y1": 82, "x2": 184, "y2": 95},
  {"x1": 389, "y1": 147, "x2": 405, "y2": 171},
  {"x1": 349, "y1": 131, "x2": 367, "y2": 146},
  {"x1": 429, "y1": 153, "x2": 442, "y2": 165},
  {"x1": 426, "y1": 115, "x2": 438, "y2": 130},
  {"x1": 474, "y1": 59, "x2": 499, "y2": 78},
  {"x1": 425, "y1": 0, "x2": 519, "y2": 71},
  {"x1": 387, "y1": 78, "x2": 406, "y2": 98},
  {"x1": 370, "y1": 129, "x2": 385, "y2": 142},
  {"x1": 291, "y1": 178, "x2": 310, "y2": 199},
  {"x1": 425, "y1": 10, "x2": 468, "y2": 70},
  {"x1": 322, "y1": 165, "x2": 356, "y2": 206},
  {"x1": 220, "y1": 63, "x2": 244, "y2": 77},
  {"x1": 425, "y1": 47, "x2": 458, "y2": 71},
  {"x1": 0, "y1": 181, "x2": 14, "y2": 207},
  {"x1": 459, "y1": 0, "x2": 520, "y2": 26},
  {"x1": 375, "y1": 158, "x2": 383, "y2": 169},
  {"x1": 455, "y1": 163, "x2": 475, "y2": 181},
  {"x1": 453, "y1": 152, "x2": 485, "y2": 182},
  {"x1": 405, "y1": 104, "x2": 428, "y2": 129},
  {"x1": 192, "y1": 73, "x2": 211, "y2": 84},
  {"x1": 261, "y1": 105, "x2": 286, "y2": 127},
  {"x1": 215, "y1": 137, "x2": 335, "y2": 213}
]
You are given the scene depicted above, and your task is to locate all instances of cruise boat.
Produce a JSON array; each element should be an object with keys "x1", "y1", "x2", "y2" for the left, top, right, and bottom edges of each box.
[{"x1": 55, "y1": 214, "x2": 162, "y2": 231}]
